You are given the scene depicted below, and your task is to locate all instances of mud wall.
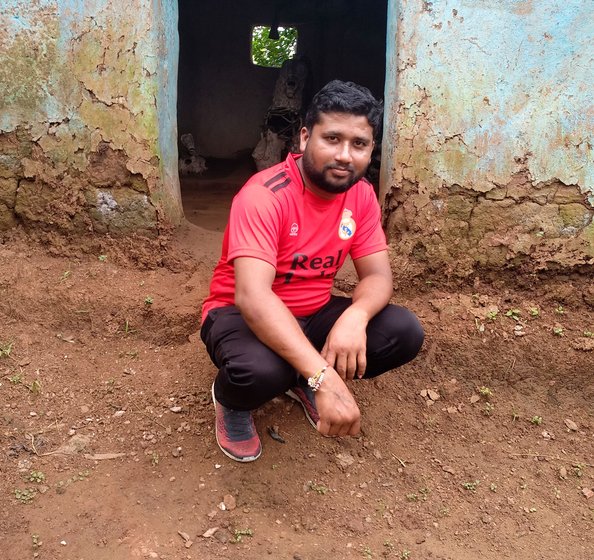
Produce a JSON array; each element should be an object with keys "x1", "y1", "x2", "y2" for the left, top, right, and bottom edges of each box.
[
  {"x1": 382, "y1": 0, "x2": 594, "y2": 275},
  {"x1": 0, "y1": 0, "x2": 182, "y2": 235}
]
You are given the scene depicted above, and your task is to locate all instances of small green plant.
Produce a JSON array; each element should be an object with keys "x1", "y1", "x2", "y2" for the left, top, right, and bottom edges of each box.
[
  {"x1": 554, "y1": 305, "x2": 565, "y2": 314},
  {"x1": 27, "y1": 379, "x2": 42, "y2": 395},
  {"x1": 489, "y1": 483, "x2": 497, "y2": 492},
  {"x1": 8, "y1": 373, "x2": 22, "y2": 384},
  {"x1": 14, "y1": 488, "x2": 36, "y2": 504},
  {"x1": 530, "y1": 415, "x2": 543, "y2": 425},
  {"x1": 0, "y1": 341, "x2": 13, "y2": 358},
  {"x1": 383, "y1": 540, "x2": 394, "y2": 551},
  {"x1": 230, "y1": 528, "x2": 253, "y2": 544},
  {"x1": 479, "y1": 386, "x2": 493, "y2": 399},
  {"x1": 60, "y1": 270, "x2": 71, "y2": 281},
  {"x1": 55, "y1": 470, "x2": 91, "y2": 493},
  {"x1": 400, "y1": 551, "x2": 411, "y2": 560},
  {"x1": 484, "y1": 402, "x2": 495, "y2": 417},
  {"x1": 307, "y1": 480, "x2": 329, "y2": 495},
  {"x1": 406, "y1": 493, "x2": 418, "y2": 502},
  {"x1": 144, "y1": 296, "x2": 154, "y2": 305},
  {"x1": 150, "y1": 452, "x2": 159, "y2": 467},
  {"x1": 123, "y1": 320, "x2": 136, "y2": 335},
  {"x1": 439, "y1": 506, "x2": 450, "y2": 517},
  {"x1": 486, "y1": 310, "x2": 498, "y2": 321},
  {"x1": 461, "y1": 480, "x2": 480, "y2": 492},
  {"x1": 31, "y1": 534, "x2": 41, "y2": 549},
  {"x1": 511, "y1": 409, "x2": 520, "y2": 422},
  {"x1": 27, "y1": 471, "x2": 45, "y2": 483},
  {"x1": 98, "y1": 254, "x2": 107, "y2": 262},
  {"x1": 573, "y1": 463, "x2": 585, "y2": 478},
  {"x1": 361, "y1": 545, "x2": 373, "y2": 559},
  {"x1": 529, "y1": 307, "x2": 540, "y2": 317},
  {"x1": 583, "y1": 331, "x2": 593, "y2": 338},
  {"x1": 552, "y1": 326, "x2": 564, "y2": 336},
  {"x1": 505, "y1": 309, "x2": 521, "y2": 321}
]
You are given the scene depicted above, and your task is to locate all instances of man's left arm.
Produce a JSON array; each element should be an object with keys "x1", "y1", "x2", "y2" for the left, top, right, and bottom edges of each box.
[{"x1": 321, "y1": 249, "x2": 393, "y2": 380}]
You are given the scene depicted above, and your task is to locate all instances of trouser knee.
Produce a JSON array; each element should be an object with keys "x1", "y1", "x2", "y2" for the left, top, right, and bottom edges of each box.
[
  {"x1": 365, "y1": 305, "x2": 424, "y2": 376},
  {"x1": 396, "y1": 307, "x2": 425, "y2": 360},
  {"x1": 215, "y1": 347, "x2": 296, "y2": 410}
]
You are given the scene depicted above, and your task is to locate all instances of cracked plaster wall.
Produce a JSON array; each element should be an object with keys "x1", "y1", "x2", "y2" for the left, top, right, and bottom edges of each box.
[
  {"x1": 382, "y1": 0, "x2": 594, "y2": 275},
  {"x1": 0, "y1": 0, "x2": 182, "y2": 236}
]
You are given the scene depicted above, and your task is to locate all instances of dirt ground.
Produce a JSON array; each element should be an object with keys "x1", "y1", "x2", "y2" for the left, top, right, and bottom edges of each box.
[{"x1": 1, "y1": 214, "x2": 593, "y2": 560}]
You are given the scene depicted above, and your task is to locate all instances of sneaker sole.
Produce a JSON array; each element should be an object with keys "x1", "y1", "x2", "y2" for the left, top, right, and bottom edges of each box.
[
  {"x1": 211, "y1": 384, "x2": 262, "y2": 463},
  {"x1": 285, "y1": 389, "x2": 318, "y2": 430}
]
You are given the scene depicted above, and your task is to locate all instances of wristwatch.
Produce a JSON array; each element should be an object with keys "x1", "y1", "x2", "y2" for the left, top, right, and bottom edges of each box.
[{"x1": 308, "y1": 366, "x2": 327, "y2": 392}]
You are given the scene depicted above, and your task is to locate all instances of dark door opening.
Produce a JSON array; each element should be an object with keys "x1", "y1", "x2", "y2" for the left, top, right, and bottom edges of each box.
[{"x1": 177, "y1": 0, "x2": 388, "y2": 231}]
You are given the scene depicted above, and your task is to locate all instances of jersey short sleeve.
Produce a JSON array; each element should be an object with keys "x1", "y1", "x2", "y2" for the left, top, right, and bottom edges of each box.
[{"x1": 226, "y1": 184, "x2": 284, "y2": 268}]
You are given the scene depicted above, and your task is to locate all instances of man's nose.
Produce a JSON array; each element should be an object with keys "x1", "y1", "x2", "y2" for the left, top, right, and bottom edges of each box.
[{"x1": 335, "y1": 142, "x2": 353, "y2": 163}]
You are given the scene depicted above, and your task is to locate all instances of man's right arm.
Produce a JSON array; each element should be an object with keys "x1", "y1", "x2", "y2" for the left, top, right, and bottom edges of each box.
[{"x1": 234, "y1": 256, "x2": 361, "y2": 437}]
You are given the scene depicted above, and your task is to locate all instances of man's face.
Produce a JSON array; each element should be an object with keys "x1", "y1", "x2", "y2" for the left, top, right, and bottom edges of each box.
[{"x1": 299, "y1": 112, "x2": 375, "y2": 196}]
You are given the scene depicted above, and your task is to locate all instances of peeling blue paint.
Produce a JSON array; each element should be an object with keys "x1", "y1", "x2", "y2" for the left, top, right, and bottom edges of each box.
[
  {"x1": 152, "y1": 0, "x2": 180, "y2": 206},
  {"x1": 390, "y1": 0, "x2": 593, "y2": 196},
  {"x1": 0, "y1": 0, "x2": 183, "y2": 227}
]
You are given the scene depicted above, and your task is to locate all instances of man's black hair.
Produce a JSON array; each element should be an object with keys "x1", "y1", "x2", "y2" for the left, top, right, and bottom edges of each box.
[{"x1": 304, "y1": 80, "x2": 383, "y2": 139}]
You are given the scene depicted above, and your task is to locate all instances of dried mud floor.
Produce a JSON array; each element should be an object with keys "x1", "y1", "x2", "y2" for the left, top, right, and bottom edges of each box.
[{"x1": 0, "y1": 220, "x2": 593, "y2": 560}]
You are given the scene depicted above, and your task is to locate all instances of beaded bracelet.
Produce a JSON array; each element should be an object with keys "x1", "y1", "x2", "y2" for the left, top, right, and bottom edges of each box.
[{"x1": 307, "y1": 365, "x2": 328, "y2": 392}]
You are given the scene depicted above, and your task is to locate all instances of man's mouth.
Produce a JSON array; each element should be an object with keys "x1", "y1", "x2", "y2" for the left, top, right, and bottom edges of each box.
[{"x1": 327, "y1": 166, "x2": 353, "y2": 178}]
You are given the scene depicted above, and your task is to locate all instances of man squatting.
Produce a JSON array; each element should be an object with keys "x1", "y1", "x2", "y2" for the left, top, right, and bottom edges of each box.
[{"x1": 200, "y1": 80, "x2": 424, "y2": 462}]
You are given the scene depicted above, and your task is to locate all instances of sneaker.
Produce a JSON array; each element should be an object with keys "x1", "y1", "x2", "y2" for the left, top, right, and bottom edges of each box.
[
  {"x1": 286, "y1": 381, "x2": 319, "y2": 430},
  {"x1": 211, "y1": 384, "x2": 262, "y2": 462}
]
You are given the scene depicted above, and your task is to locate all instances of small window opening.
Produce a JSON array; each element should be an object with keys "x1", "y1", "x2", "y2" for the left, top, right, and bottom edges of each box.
[{"x1": 251, "y1": 25, "x2": 298, "y2": 68}]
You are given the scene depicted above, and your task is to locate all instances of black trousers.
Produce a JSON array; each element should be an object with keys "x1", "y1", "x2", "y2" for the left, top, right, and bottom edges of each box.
[{"x1": 200, "y1": 296, "x2": 424, "y2": 411}]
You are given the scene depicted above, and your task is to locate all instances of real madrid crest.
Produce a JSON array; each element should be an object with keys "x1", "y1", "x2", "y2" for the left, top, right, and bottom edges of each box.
[{"x1": 338, "y1": 208, "x2": 356, "y2": 240}]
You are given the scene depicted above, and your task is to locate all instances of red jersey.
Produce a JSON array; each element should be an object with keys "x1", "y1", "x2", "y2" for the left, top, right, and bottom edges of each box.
[{"x1": 202, "y1": 153, "x2": 387, "y2": 320}]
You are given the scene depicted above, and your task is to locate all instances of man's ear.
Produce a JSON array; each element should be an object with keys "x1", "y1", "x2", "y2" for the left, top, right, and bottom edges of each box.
[{"x1": 299, "y1": 126, "x2": 310, "y2": 152}]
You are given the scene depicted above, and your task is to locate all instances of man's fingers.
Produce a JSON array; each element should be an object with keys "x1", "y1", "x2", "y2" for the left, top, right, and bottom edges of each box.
[
  {"x1": 328, "y1": 418, "x2": 360, "y2": 438},
  {"x1": 335, "y1": 355, "x2": 347, "y2": 379},
  {"x1": 356, "y1": 350, "x2": 367, "y2": 379},
  {"x1": 346, "y1": 355, "x2": 357, "y2": 380},
  {"x1": 323, "y1": 347, "x2": 336, "y2": 368},
  {"x1": 349, "y1": 417, "x2": 361, "y2": 436},
  {"x1": 318, "y1": 417, "x2": 356, "y2": 437},
  {"x1": 317, "y1": 419, "x2": 330, "y2": 436}
]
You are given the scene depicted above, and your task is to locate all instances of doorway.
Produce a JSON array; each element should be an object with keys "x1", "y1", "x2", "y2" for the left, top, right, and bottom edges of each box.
[{"x1": 177, "y1": 0, "x2": 388, "y2": 231}]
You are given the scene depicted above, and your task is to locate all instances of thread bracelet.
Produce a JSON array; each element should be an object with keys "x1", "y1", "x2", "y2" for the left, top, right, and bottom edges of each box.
[{"x1": 307, "y1": 365, "x2": 327, "y2": 392}]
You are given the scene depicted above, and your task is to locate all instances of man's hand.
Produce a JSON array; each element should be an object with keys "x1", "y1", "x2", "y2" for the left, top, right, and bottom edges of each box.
[
  {"x1": 322, "y1": 251, "x2": 393, "y2": 380},
  {"x1": 321, "y1": 307, "x2": 368, "y2": 380},
  {"x1": 314, "y1": 367, "x2": 361, "y2": 436}
]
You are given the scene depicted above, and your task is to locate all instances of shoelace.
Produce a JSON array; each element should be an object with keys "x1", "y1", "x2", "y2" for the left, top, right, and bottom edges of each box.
[{"x1": 223, "y1": 408, "x2": 254, "y2": 435}]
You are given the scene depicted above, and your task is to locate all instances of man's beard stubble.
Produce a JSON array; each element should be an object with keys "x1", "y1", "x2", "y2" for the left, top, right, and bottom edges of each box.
[{"x1": 301, "y1": 150, "x2": 366, "y2": 194}]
